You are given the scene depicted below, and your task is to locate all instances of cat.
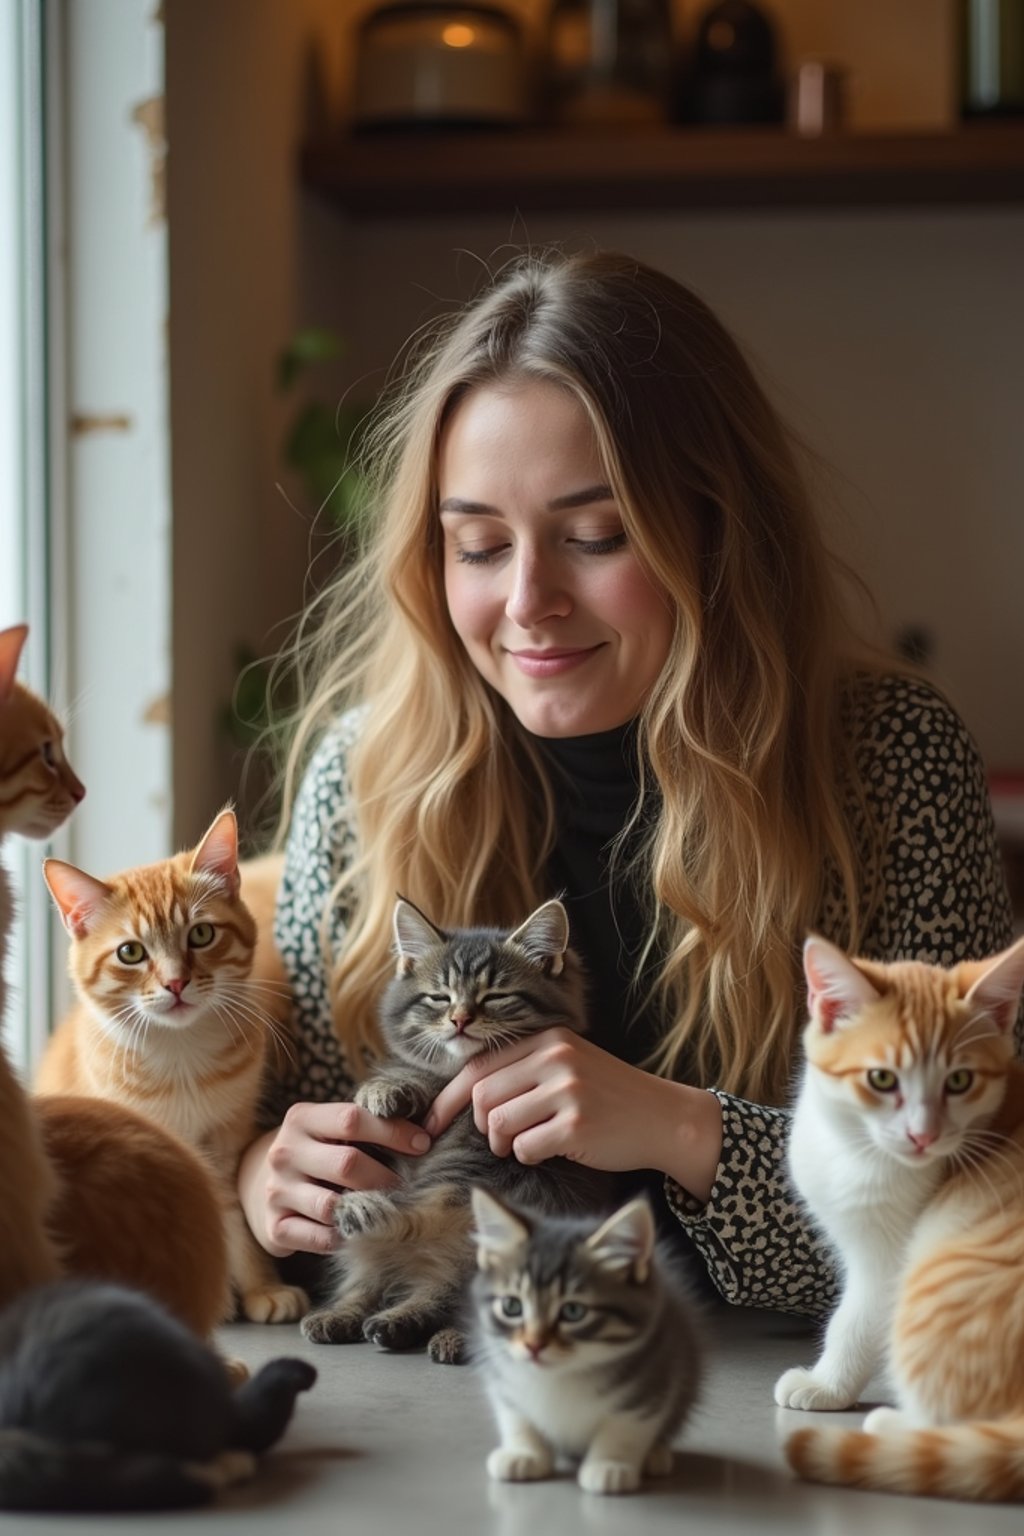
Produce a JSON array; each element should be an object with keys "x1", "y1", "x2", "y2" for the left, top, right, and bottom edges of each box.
[
  {"x1": 469, "y1": 1186, "x2": 702, "y2": 1494},
  {"x1": 0, "y1": 1277, "x2": 316, "y2": 1512},
  {"x1": 36, "y1": 809, "x2": 308, "y2": 1325},
  {"x1": 0, "y1": 622, "x2": 85, "y2": 1306},
  {"x1": 775, "y1": 931, "x2": 1024, "y2": 1500},
  {"x1": 301, "y1": 896, "x2": 612, "y2": 1361}
]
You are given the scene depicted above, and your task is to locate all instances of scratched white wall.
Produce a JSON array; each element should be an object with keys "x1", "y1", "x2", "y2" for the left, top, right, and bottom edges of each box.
[{"x1": 61, "y1": 0, "x2": 172, "y2": 877}]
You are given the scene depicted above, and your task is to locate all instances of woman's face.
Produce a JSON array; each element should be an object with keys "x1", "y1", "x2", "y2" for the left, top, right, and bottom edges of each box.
[{"x1": 438, "y1": 380, "x2": 675, "y2": 738}]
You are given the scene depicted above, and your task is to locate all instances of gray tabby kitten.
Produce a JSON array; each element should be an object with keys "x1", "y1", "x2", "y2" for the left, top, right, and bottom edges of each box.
[
  {"x1": 301, "y1": 897, "x2": 610, "y2": 1361},
  {"x1": 470, "y1": 1187, "x2": 702, "y2": 1495}
]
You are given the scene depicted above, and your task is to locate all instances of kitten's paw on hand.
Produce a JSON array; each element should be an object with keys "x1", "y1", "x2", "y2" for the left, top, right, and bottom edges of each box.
[
  {"x1": 336, "y1": 1190, "x2": 396, "y2": 1237},
  {"x1": 578, "y1": 1458, "x2": 642, "y2": 1495},
  {"x1": 487, "y1": 1447, "x2": 554, "y2": 1483},
  {"x1": 242, "y1": 1284, "x2": 309, "y2": 1325},
  {"x1": 354, "y1": 1080, "x2": 418, "y2": 1120},
  {"x1": 773, "y1": 1367, "x2": 856, "y2": 1411}
]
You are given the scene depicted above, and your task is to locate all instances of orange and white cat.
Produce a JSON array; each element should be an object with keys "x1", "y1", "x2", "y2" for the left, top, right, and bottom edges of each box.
[
  {"x1": 0, "y1": 623, "x2": 84, "y2": 1306},
  {"x1": 777, "y1": 932, "x2": 1024, "y2": 1501},
  {"x1": 37, "y1": 810, "x2": 306, "y2": 1325}
]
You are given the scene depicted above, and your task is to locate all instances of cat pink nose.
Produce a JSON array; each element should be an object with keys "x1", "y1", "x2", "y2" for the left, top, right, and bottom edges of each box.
[
  {"x1": 451, "y1": 1010, "x2": 473, "y2": 1033},
  {"x1": 164, "y1": 977, "x2": 188, "y2": 998},
  {"x1": 907, "y1": 1129, "x2": 938, "y2": 1151},
  {"x1": 525, "y1": 1338, "x2": 547, "y2": 1361}
]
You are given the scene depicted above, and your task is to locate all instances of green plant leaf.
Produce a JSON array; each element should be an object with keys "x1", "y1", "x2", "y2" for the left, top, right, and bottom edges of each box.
[{"x1": 276, "y1": 327, "x2": 345, "y2": 392}]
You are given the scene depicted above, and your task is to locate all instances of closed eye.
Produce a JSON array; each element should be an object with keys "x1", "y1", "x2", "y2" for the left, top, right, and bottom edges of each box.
[
  {"x1": 568, "y1": 533, "x2": 628, "y2": 555},
  {"x1": 425, "y1": 994, "x2": 451, "y2": 1005}
]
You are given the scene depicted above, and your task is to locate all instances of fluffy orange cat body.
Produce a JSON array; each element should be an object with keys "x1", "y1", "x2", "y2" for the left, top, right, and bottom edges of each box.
[
  {"x1": 0, "y1": 624, "x2": 83, "y2": 1306},
  {"x1": 779, "y1": 933, "x2": 1024, "y2": 1501},
  {"x1": 38, "y1": 811, "x2": 306, "y2": 1324}
]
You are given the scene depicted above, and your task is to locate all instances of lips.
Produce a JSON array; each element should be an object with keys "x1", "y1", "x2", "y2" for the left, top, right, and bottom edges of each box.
[{"x1": 506, "y1": 645, "x2": 603, "y2": 678}]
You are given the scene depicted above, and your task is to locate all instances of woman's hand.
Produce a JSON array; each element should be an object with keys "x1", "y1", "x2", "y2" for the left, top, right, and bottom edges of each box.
[
  {"x1": 238, "y1": 1101, "x2": 432, "y2": 1259},
  {"x1": 422, "y1": 1028, "x2": 723, "y2": 1201}
]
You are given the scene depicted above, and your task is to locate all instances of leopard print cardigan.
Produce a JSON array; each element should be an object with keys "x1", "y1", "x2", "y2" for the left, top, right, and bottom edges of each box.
[{"x1": 268, "y1": 675, "x2": 1016, "y2": 1320}]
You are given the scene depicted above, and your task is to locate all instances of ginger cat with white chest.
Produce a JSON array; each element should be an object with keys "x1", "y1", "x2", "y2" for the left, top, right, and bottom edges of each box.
[{"x1": 37, "y1": 810, "x2": 305, "y2": 1325}]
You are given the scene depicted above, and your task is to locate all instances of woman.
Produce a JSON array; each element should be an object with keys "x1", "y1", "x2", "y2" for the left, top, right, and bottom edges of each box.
[{"x1": 239, "y1": 249, "x2": 1014, "y2": 1319}]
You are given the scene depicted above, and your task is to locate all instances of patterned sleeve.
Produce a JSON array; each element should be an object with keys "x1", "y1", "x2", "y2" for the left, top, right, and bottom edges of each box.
[
  {"x1": 663, "y1": 676, "x2": 1016, "y2": 1319},
  {"x1": 263, "y1": 711, "x2": 365, "y2": 1127}
]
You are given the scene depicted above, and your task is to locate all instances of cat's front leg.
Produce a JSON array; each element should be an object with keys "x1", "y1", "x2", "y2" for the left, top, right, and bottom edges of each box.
[
  {"x1": 222, "y1": 1202, "x2": 309, "y2": 1324},
  {"x1": 577, "y1": 1412, "x2": 663, "y2": 1495},
  {"x1": 354, "y1": 1070, "x2": 432, "y2": 1123},
  {"x1": 486, "y1": 1399, "x2": 555, "y2": 1483},
  {"x1": 774, "y1": 1266, "x2": 888, "y2": 1411}
]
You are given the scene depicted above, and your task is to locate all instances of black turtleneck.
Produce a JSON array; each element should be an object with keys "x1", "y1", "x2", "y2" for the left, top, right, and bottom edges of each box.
[{"x1": 530, "y1": 722, "x2": 662, "y2": 1067}]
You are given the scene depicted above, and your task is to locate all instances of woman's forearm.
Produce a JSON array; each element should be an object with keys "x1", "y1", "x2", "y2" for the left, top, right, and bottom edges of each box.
[{"x1": 647, "y1": 1079, "x2": 723, "y2": 1204}]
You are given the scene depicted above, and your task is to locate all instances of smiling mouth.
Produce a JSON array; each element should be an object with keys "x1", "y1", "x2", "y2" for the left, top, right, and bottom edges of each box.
[{"x1": 507, "y1": 646, "x2": 603, "y2": 677}]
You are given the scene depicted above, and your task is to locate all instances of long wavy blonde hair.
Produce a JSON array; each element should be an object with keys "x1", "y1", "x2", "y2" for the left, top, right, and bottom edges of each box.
[{"x1": 278, "y1": 249, "x2": 891, "y2": 1104}]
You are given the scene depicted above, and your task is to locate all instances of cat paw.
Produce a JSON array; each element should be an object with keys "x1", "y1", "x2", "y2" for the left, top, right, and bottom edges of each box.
[
  {"x1": 362, "y1": 1311, "x2": 432, "y2": 1351},
  {"x1": 241, "y1": 1283, "x2": 309, "y2": 1324},
  {"x1": 487, "y1": 1447, "x2": 554, "y2": 1483},
  {"x1": 578, "y1": 1458, "x2": 642, "y2": 1495},
  {"x1": 862, "y1": 1407, "x2": 907, "y2": 1435},
  {"x1": 300, "y1": 1307, "x2": 365, "y2": 1344},
  {"x1": 643, "y1": 1442, "x2": 674, "y2": 1477},
  {"x1": 773, "y1": 1367, "x2": 856, "y2": 1412},
  {"x1": 336, "y1": 1190, "x2": 395, "y2": 1237},
  {"x1": 354, "y1": 1080, "x2": 419, "y2": 1120},
  {"x1": 426, "y1": 1326, "x2": 467, "y2": 1365}
]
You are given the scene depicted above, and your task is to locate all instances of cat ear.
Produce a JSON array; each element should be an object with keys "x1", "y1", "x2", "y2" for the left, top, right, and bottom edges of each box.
[
  {"x1": 963, "y1": 935, "x2": 1024, "y2": 1036},
  {"x1": 190, "y1": 808, "x2": 240, "y2": 898},
  {"x1": 584, "y1": 1197, "x2": 656, "y2": 1283},
  {"x1": 508, "y1": 899, "x2": 570, "y2": 976},
  {"x1": 43, "y1": 858, "x2": 114, "y2": 938},
  {"x1": 803, "y1": 934, "x2": 881, "y2": 1034},
  {"x1": 470, "y1": 1187, "x2": 531, "y2": 1269},
  {"x1": 392, "y1": 897, "x2": 445, "y2": 976},
  {"x1": 0, "y1": 623, "x2": 28, "y2": 704}
]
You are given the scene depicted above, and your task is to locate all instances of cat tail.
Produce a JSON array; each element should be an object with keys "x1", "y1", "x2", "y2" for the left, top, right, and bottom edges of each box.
[
  {"x1": 786, "y1": 1416, "x2": 1024, "y2": 1502},
  {"x1": 230, "y1": 1357, "x2": 317, "y2": 1454},
  {"x1": 0, "y1": 1427, "x2": 213, "y2": 1511}
]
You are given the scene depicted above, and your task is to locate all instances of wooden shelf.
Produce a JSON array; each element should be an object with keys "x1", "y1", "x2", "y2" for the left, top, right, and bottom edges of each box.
[{"x1": 300, "y1": 120, "x2": 1024, "y2": 217}]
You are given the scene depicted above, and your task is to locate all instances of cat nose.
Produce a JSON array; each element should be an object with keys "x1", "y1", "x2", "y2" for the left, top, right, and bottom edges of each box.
[
  {"x1": 164, "y1": 977, "x2": 188, "y2": 998},
  {"x1": 525, "y1": 1336, "x2": 547, "y2": 1361},
  {"x1": 907, "y1": 1128, "x2": 938, "y2": 1152},
  {"x1": 450, "y1": 1009, "x2": 474, "y2": 1033}
]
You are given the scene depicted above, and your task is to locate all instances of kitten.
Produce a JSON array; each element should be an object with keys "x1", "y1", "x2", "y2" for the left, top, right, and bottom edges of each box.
[
  {"x1": 470, "y1": 1187, "x2": 701, "y2": 1495},
  {"x1": 776, "y1": 932, "x2": 1024, "y2": 1500},
  {"x1": 0, "y1": 622, "x2": 84, "y2": 1306},
  {"x1": 301, "y1": 897, "x2": 611, "y2": 1360},
  {"x1": 36, "y1": 810, "x2": 308, "y2": 1324},
  {"x1": 0, "y1": 1277, "x2": 315, "y2": 1512}
]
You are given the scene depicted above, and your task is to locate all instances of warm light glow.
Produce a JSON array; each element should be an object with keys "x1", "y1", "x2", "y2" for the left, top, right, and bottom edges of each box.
[{"x1": 442, "y1": 23, "x2": 475, "y2": 48}]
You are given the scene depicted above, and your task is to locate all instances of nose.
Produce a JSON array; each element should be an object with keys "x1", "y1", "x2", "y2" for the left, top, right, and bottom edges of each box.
[
  {"x1": 525, "y1": 1336, "x2": 547, "y2": 1361},
  {"x1": 450, "y1": 1008, "x2": 474, "y2": 1034},
  {"x1": 69, "y1": 776, "x2": 86, "y2": 803},
  {"x1": 504, "y1": 547, "x2": 572, "y2": 629},
  {"x1": 907, "y1": 1128, "x2": 938, "y2": 1152},
  {"x1": 164, "y1": 977, "x2": 188, "y2": 998}
]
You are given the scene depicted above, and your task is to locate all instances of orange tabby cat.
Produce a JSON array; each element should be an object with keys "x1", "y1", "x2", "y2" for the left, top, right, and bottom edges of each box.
[
  {"x1": 36, "y1": 810, "x2": 306, "y2": 1325},
  {"x1": 0, "y1": 623, "x2": 84, "y2": 1306},
  {"x1": 781, "y1": 933, "x2": 1024, "y2": 1501}
]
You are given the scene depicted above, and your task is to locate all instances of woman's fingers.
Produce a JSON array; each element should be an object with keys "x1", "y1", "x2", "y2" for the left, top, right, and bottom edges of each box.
[{"x1": 283, "y1": 1099, "x2": 432, "y2": 1158}]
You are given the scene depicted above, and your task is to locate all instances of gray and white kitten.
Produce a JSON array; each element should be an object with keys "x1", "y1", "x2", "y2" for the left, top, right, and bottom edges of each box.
[
  {"x1": 301, "y1": 897, "x2": 611, "y2": 1361},
  {"x1": 470, "y1": 1187, "x2": 702, "y2": 1495}
]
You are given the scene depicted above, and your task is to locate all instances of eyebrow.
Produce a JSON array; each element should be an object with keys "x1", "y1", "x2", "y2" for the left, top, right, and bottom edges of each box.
[{"x1": 438, "y1": 484, "x2": 615, "y2": 517}]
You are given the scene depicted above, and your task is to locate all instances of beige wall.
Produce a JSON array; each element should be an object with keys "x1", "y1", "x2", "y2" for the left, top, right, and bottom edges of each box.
[{"x1": 166, "y1": 0, "x2": 1023, "y2": 860}]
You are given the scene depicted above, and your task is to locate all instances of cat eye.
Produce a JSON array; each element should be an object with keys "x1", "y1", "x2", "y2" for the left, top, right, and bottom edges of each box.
[
  {"x1": 116, "y1": 941, "x2": 147, "y2": 965},
  {"x1": 945, "y1": 1068, "x2": 974, "y2": 1095},
  {"x1": 866, "y1": 1068, "x2": 899, "y2": 1093},
  {"x1": 187, "y1": 922, "x2": 216, "y2": 949},
  {"x1": 426, "y1": 994, "x2": 451, "y2": 1005},
  {"x1": 39, "y1": 740, "x2": 56, "y2": 767},
  {"x1": 558, "y1": 1302, "x2": 587, "y2": 1323},
  {"x1": 498, "y1": 1297, "x2": 523, "y2": 1319}
]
